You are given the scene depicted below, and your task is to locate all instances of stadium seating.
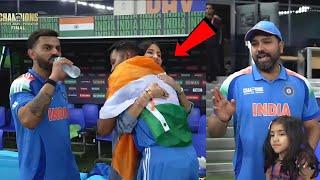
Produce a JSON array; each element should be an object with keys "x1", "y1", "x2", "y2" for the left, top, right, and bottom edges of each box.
[
  {"x1": 69, "y1": 108, "x2": 86, "y2": 131},
  {"x1": 0, "y1": 106, "x2": 5, "y2": 127},
  {"x1": 2, "y1": 109, "x2": 15, "y2": 133},
  {"x1": 0, "y1": 129, "x2": 3, "y2": 149},
  {"x1": 69, "y1": 107, "x2": 87, "y2": 156},
  {"x1": 68, "y1": 103, "x2": 75, "y2": 109},
  {"x1": 82, "y1": 104, "x2": 99, "y2": 129}
]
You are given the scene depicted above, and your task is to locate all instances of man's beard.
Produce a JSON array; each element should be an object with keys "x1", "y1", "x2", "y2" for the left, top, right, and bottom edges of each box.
[
  {"x1": 253, "y1": 51, "x2": 280, "y2": 73},
  {"x1": 205, "y1": 13, "x2": 213, "y2": 20},
  {"x1": 37, "y1": 56, "x2": 53, "y2": 72}
]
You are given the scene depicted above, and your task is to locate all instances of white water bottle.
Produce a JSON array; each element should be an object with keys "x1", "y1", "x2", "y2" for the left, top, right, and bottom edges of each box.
[{"x1": 53, "y1": 57, "x2": 81, "y2": 78}]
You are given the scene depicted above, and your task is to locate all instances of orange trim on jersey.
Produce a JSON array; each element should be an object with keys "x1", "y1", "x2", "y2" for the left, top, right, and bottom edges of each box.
[
  {"x1": 285, "y1": 68, "x2": 305, "y2": 79},
  {"x1": 240, "y1": 66, "x2": 253, "y2": 75},
  {"x1": 17, "y1": 72, "x2": 36, "y2": 81}
]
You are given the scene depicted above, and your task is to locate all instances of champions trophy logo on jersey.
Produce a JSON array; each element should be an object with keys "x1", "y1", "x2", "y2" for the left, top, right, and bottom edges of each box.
[{"x1": 284, "y1": 86, "x2": 294, "y2": 96}]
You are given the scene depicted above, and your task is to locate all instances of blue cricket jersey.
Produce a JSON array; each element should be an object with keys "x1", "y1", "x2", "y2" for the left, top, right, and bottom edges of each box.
[
  {"x1": 9, "y1": 69, "x2": 80, "y2": 180},
  {"x1": 220, "y1": 65, "x2": 320, "y2": 180}
]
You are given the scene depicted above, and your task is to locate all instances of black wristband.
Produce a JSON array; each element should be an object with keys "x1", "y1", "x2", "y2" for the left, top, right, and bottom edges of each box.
[{"x1": 45, "y1": 78, "x2": 57, "y2": 87}]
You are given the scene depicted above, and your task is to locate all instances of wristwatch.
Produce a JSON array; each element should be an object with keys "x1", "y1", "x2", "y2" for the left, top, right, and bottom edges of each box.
[
  {"x1": 177, "y1": 87, "x2": 184, "y2": 95},
  {"x1": 144, "y1": 88, "x2": 153, "y2": 99}
]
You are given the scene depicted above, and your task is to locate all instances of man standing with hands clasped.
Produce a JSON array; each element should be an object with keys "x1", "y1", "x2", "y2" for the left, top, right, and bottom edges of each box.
[
  {"x1": 204, "y1": 3, "x2": 225, "y2": 82},
  {"x1": 208, "y1": 21, "x2": 320, "y2": 179}
]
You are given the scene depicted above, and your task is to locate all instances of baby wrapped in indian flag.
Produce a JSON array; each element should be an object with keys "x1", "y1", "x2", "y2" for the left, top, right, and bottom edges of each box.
[{"x1": 99, "y1": 56, "x2": 199, "y2": 180}]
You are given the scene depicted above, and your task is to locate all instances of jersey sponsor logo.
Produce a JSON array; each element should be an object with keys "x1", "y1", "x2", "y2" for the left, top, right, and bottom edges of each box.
[
  {"x1": 243, "y1": 87, "x2": 264, "y2": 95},
  {"x1": 252, "y1": 103, "x2": 291, "y2": 117},
  {"x1": 48, "y1": 107, "x2": 69, "y2": 121}
]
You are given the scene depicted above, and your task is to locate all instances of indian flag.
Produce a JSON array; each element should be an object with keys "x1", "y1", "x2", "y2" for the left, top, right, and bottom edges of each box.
[
  {"x1": 99, "y1": 56, "x2": 192, "y2": 180},
  {"x1": 59, "y1": 16, "x2": 94, "y2": 37}
]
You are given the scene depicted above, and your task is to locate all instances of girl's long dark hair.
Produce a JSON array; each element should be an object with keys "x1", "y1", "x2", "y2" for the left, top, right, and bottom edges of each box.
[
  {"x1": 264, "y1": 116, "x2": 319, "y2": 179},
  {"x1": 137, "y1": 40, "x2": 162, "y2": 56},
  {"x1": 138, "y1": 40, "x2": 166, "y2": 69}
]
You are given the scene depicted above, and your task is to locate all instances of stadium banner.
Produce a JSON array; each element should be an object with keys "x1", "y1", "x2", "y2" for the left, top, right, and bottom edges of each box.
[
  {"x1": 0, "y1": 12, "x2": 204, "y2": 38},
  {"x1": 0, "y1": 13, "x2": 38, "y2": 38}
]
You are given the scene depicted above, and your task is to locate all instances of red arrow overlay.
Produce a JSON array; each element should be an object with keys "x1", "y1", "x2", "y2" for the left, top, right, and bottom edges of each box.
[{"x1": 175, "y1": 18, "x2": 216, "y2": 57}]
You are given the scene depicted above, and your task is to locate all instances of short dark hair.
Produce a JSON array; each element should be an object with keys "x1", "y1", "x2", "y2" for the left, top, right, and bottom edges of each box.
[
  {"x1": 108, "y1": 40, "x2": 139, "y2": 56},
  {"x1": 27, "y1": 29, "x2": 59, "y2": 49},
  {"x1": 137, "y1": 40, "x2": 161, "y2": 56},
  {"x1": 206, "y1": 3, "x2": 214, "y2": 9}
]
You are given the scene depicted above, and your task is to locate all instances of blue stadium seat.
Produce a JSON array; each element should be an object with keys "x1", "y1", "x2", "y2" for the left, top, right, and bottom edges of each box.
[
  {"x1": 68, "y1": 103, "x2": 75, "y2": 109},
  {"x1": 0, "y1": 107, "x2": 5, "y2": 127},
  {"x1": 69, "y1": 108, "x2": 87, "y2": 155},
  {"x1": 82, "y1": 104, "x2": 99, "y2": 129},
  {"x1": 69, "y1": 108, "x2": 86, "y2": 131},
  {"x1": 2, "y1": 109, "x2": 15, "y2": 133},
  {"x1": 0, "y1": 129, "x2": 3, "y2": 149}
]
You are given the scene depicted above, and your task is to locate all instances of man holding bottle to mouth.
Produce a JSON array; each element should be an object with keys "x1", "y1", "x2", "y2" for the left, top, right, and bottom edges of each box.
[{"x1": 9, "y1": 29, "x2": 80, "y2": 180}]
